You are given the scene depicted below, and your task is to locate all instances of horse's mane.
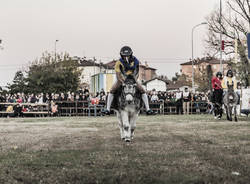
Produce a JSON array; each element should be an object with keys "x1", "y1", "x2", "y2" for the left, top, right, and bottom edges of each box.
[
  {"x1": 111, "y1": 74, "x2": 142, "y2": 111},
  {"x1": 124, "y1": 75, "x2": 136, "y2": 84}
]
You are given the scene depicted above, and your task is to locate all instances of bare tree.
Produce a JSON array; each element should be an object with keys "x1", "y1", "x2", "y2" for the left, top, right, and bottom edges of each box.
[{"x1": 205, "y1": 0, "x2": 250, "y2": 86}]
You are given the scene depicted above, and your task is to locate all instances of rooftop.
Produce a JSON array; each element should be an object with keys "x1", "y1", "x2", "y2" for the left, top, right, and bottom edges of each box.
[{"x1": 180, "y1": 57, "x2": 229, "y2": 66}]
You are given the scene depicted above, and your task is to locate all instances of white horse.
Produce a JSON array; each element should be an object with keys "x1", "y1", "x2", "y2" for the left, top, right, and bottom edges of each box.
[{"x1": 112, "y1": 75, "x2": 142, "y2": 142}]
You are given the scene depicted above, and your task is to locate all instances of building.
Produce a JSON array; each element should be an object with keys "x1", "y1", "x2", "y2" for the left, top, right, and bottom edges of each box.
[
  {"x1": 180, "y1": 57, "x2": 229, "y2": 79},
  {"x1": 167, "y1": 81, "x2": 191, "y2": 92},
  {"x1": 72, "y1": 56, "x2": 114, "y2": 88},
  {"x1": 91, "y1": 73, "x2": 116, "y2": 94},
  {"x1": 142, "y1": 77, "x2": 169, "y2": 91},
  {"x1": 105, "y1": 60, "x2": 157, "y2": 83}
]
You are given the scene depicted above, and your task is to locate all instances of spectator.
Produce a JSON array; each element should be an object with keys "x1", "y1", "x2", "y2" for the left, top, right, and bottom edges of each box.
[
  {"x1": 151, "y1": 90, "x2": 159, "y2": 102},
  {"x1": 51, "y1": 101, "x2": 58, "y2": 116},
  {"x1": 175, "y1": 89, "x2": 183, "y2": 115},
  {"x1": 182, "y1": 87, "x2": 191, "y2": 115}
]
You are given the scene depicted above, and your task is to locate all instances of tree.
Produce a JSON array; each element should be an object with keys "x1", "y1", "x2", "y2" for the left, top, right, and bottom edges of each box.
[
  {"x1": 25, "y1": 52, "x2": 82, "y2": 93},
  {"x1": 194, "y1": 65, "x2": 213, "y2": 92},
  {"x1": 205, "y1": 0, "x2": 250, "y2": 86},
  {"x1": 7, "y1": 71, "x2": 27, "y2": 94},
  {"x1": 172, "y1": 72, "x2": 181, "y2": 82}
]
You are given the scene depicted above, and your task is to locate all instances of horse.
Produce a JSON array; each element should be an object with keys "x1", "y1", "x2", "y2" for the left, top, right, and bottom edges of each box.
[
  {"x1": 223, "y1": 83, "x2": 239, "y2": 121},
  {"x1": 111, "y1": 75, "x2": 143, "y2": 142}
]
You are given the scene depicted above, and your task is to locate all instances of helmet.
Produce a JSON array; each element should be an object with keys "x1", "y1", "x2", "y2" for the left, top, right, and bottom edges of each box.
[
  {"x1": 226, "y1": 69, "x2": 233, "y2": 77},
  {"x1": 120, "y1": 46, "x2": 133, "y2": 58},
  {"x1": 216, "y1": 71, "x2": 222, "y2": 77}
]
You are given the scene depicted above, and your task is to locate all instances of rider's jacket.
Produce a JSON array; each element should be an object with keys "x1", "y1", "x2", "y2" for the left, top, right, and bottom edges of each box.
[
  {"x1": 212, "y1": 76, "x2": 222, "y2": 90},
  {"x1": 115, "y1": 56, "x2": 139, "y2": 76},
  {"x1": 221, "y1": 76, "x2": 237, "y2": 90}
]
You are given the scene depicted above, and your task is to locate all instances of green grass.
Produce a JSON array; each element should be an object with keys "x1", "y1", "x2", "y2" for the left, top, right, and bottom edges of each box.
[{"x1": 0, "y1": 115, "x2": 249, "y2": 184}]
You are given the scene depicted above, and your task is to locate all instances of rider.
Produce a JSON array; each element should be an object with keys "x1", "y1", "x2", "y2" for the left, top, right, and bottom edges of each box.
[
  {"x1": 221, "y1": 69, "x2": 237, "y2": 90},
  {"x1": 104, "y1": 46, "x2": 154, "y2": 115},
  {"x1": 211, "y1": 71, "x2": 223, "y2": 119}
]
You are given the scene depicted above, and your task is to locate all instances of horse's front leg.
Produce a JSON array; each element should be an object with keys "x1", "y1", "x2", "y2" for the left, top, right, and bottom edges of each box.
[
  {"x1": 225, "y1": 105, "x2": 230, "y2": 120},
  {"x1": 116, "y1": 112, "x2": 125, "y2": 140},
  {"x1": 130, "y1": 112, "x2": 139, "y2": 140},
  {"x1": 228, "y1": 106, "x2": 233, "y2": 121},
  {"x1": 121, "y1": 110, "x2": 131, "y2": 142},
  {"x1": 234, "y1": 106, "x2": 238, "y2": 122}
]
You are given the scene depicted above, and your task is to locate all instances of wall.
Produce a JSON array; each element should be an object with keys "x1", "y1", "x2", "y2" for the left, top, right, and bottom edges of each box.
[
  {"x1": 79, "y1": 66, "x2": 101, "y2": 85},
  {"x1": 146, "y1": 79, "x2": 167, "y2": 91}
]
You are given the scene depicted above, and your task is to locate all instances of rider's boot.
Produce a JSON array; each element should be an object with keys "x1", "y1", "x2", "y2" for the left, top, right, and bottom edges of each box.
[
  {"x1": 142, "y1": 93, "x2": 155, "y2": 115},
  {"x1": 146, "y1": 109, "x2": 155, "y2": 115},
  {"x1": 103, "y1": 93, "x2": 114, "y2": 115}
]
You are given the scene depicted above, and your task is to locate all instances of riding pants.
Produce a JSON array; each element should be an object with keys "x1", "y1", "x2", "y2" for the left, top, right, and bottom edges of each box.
[
  {"x1": 213, "y1": 89, "x2": 223, "y2": 104},
  {"x1": 213, "y1": 89, "x2": 223, "y2": 117}
]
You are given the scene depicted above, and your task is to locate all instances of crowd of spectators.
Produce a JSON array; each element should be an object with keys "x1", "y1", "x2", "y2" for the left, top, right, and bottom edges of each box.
[
  {"x1": 0, "y1": 86, "x2": 212, "y2": 116},
  {"x1": 0, "y1": 87, "x2": 107, "y2": 103},
  {"x1": 146, "y1": 88, "x2": 211, "y2": 114}
]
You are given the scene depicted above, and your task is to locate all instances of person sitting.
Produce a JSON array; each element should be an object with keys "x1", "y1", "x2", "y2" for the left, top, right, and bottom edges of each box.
[
  {"x1": 51, "y1": 101, "x2": 58, "y2": 116},
  {"x1": 104, "y1": 46, "x2": 154, "y2": 115}
]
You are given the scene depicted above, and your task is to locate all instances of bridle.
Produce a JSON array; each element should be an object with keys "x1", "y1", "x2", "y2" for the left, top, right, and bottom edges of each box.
[
  {"x1": 226, "y1": 84, "x2": 236, "y2": 105},
  {"x1": 121, "y1": 80, "x2": 137, "y2": 105}
]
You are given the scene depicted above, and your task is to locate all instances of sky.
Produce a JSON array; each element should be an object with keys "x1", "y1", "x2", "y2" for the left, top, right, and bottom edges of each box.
[{"x1": 0, "y1": 0, "x2": 220, "y2": 87}]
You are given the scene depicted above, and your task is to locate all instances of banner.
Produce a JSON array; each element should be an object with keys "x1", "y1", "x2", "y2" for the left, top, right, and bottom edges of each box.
[{"x1": 247, "y1": 33, "x2": 250, "y2": 59}]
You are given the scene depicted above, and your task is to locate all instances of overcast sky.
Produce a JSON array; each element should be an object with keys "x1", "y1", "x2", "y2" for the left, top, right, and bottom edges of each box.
[{"x1": 0, "y1": 0, "x2": 220, "y2": 86}]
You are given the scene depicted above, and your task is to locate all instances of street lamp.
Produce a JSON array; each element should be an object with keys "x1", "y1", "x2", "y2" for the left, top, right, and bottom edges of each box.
[
  {"x1": 55, "y1": 39, "x2": 59, "y2": 61},
  {"x1": 191, "y1": 22, "x2": 207, "y2": 93},
  {"x1": 0, "y1": 39, "x2": 3, "y2": 50}
]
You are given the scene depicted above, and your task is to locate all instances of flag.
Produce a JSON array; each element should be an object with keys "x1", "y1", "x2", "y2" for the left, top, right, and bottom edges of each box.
[{"x1": 247, "y1": 33, "x2": 250, "y2": 59}]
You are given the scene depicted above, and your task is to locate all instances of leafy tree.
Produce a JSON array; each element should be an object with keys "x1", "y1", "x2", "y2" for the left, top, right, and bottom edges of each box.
[
  {"x1": 7, "y1": 70, "x2": 27, "y2": 94},
  {"x1": 25, "y1": 52, "x2": 82, "y2": 93},
  {"x1": 205, "y1": 0, "x2": 250, "y2": 86}
]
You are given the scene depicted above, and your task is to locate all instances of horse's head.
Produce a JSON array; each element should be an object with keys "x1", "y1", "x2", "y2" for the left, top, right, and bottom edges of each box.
[
  {"x1": 122, "y1": 75, "x2": 137, "y2": 104},
  {"x1": 227, "y1": 81, "x2": 234, "y2": 92}
]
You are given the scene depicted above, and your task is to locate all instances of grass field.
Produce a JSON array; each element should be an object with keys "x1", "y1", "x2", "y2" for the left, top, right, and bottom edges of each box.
[{"x1": 0, "y1": 115, "x2": 250, "y2": 184}]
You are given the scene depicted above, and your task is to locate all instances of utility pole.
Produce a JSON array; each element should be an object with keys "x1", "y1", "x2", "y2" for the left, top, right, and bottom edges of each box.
[
  {"x1": 0, "y1": 39, "x2": 3, "y2": 50},
  {"x1": 191, "y1": 22, "x2": 207, "y2": 93},
  {"x1": 219, "y1": 0, "x2": 223, "y2": 73},
  {"x1": 55, "y1": 40, "x2": 59, "y2": 61}
]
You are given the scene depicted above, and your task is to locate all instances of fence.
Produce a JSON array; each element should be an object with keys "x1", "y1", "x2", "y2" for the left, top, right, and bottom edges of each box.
[
  {"x1": 0, "y1": 101, "x2": 210, "y2": 117},
  {"x1": 0, "y1": 103, "x2": 49, "y2": 117}
]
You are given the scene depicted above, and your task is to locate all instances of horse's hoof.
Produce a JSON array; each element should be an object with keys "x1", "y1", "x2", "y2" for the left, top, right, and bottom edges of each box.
[
  {"x1": 235, "y1": 118, "x2": 238, "y2": 122},
  {"x1": 125, "y1": 139, "x2": 131, "y2": 143}
]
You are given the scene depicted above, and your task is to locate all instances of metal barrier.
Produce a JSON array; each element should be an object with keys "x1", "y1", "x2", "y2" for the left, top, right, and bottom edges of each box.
[
  {"x1": 55, "y1": 101, "x2": 105, "y2": 117},
  {"x1": 0, "y1": 103, "x2": 49, "y2": 117}
]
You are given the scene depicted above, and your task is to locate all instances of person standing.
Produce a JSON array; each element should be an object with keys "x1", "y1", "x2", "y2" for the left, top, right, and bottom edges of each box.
[
  {"x1": 175, "y1": 89, "x2": 183, "y2": 114},
  {"x1": 211, "y1": 71, "x2": 223, "y2": 119},
  {"x1": 182, "y1": 87, "x2": 191, "y2": 114}
]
